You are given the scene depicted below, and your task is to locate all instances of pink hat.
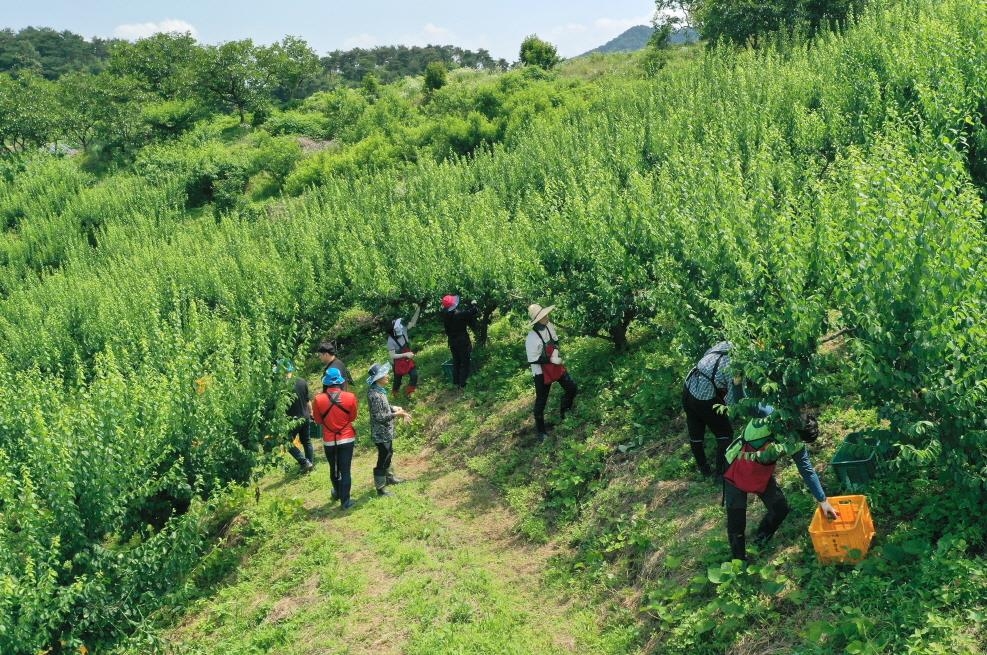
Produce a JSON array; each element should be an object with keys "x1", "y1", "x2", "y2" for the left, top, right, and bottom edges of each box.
[{"x1": 441, "y1": 294, "x2": 459, "y2": 310}]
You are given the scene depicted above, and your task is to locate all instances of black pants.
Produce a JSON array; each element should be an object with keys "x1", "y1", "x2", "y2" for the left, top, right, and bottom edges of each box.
[
  {"x1": 323, "y1": 442, "x2": 354, "y2": 504},
  {"x1": 724, "y1": 477, "x2": 790, "y2": 560},
  {"x1": 533, "y1": 372, "x2": 578, "y2": 434},
  {"x1": 449, "y1": 337, "x2": 472, "y2": 388},
  {"x1": 682, "y1": 386, "x2": 733, "y2": 475},
  {"x1": 287, "y1": 419, "x2": 314, "y2": 467},
  {"x1": 373, "y1": 441, "x2": 394, "y2": 476},
  {"x1": 393, "y1": 367, "x2": 419, "y2": 394}
]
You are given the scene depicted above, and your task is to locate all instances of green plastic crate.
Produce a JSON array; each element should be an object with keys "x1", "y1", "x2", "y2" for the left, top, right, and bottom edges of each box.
[{"x1": 831, "y1": 431, "x2": 890, "y2": 491}]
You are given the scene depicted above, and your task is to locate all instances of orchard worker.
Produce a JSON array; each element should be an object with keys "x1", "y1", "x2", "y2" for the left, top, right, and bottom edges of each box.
[
  {"x1": 367, "y1": 363, "x2": 412, "y2": 496},
  {"x1": 277, "y1": 358, "x2": 315, "y2": 474},
  {"x1": 722, "y1": 405, "x2": 839, "y2": 561},
  {"x1": 526, "y1": 304, "x2": 578, "y2": 443},
  {"x1": 317, "y1": 341, "x2": 353, "y2": 391},
  {"x1": 312, "y1": 367, "x2": 359, "y2": 509},
  {"x1": 682, "y1": 341, "x2": 744, "y2": 478},
  {"x1": 387, "y1": 304, "x2": 421, "y2": 398},
  {"x1": 440, "y1": 294, "x2": 479, "y2": 389}
]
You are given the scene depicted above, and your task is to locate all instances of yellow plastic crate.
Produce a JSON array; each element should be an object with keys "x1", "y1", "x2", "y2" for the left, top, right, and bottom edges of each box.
[{"x1": 809, "y1": 495, "x2": 876, "y2": 564}]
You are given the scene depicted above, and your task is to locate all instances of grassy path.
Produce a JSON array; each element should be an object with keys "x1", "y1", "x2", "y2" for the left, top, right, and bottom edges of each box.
[{"x1": 161, "y1": 445, "x2": 635, "y2": 655}]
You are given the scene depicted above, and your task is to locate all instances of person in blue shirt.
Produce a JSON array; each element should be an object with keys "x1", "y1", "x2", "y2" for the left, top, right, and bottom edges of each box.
[{"x1": 722, "y1": 405, "x2": 839, "y2": 561}]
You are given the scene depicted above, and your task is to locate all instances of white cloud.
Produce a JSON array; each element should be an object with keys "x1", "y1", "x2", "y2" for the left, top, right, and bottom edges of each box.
[
  {"x1": 594, "y1": 15, "x2": 652, "y2": 33},
  {"x1": 342, "y1": 33, "x2": 380, "y2": 49},
  {"x1": 113, "y1": 19, "x2": 198, "y2": 40},
  {"x1": 547, "y1": 13, "x2": 654, "y2": 57},
  {"x1": 422, "y1": 23, "x2": 453, "y2": 41},
  {"x1": 398, "y1": 23, "x2": 457, "y2": 47}
]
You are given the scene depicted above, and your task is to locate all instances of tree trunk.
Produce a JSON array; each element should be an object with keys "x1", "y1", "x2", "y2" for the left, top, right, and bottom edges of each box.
[
  {"x1": 475, "y1": 303, "x2": 498, "y2": 348},
  {"x1": 609, "y1": 308, "x2": 636, "y2": 352}
]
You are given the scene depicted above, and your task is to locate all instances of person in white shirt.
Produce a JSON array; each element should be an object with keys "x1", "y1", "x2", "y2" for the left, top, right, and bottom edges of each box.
[
  {"x1": 526, "y1": 303, "x2": 578, "y2": 443},
  {"x1": 387, "y1": 305, "x2": 420, "y2": 397}
]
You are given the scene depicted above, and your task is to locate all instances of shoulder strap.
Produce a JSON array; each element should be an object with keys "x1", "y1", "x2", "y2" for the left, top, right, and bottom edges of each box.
[
  {"x1": 317, "y1": 391, "x2": 352, "y2": 425},
  {"x1": 686, "y1": 349, "x2": 730, "y2": 392}
]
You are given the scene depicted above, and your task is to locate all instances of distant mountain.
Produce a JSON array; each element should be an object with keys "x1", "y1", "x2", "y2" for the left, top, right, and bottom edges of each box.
[{"x1": 581, "y1": 25, "x2": 699, "y2": 56}]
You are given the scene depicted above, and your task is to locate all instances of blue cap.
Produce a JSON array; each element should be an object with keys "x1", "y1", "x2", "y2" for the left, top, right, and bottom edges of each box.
[
  {"x1": 323, "y1": 367, "x2": 345, "y2": 386},
  {"x1": 274, "y1": 358, "x2": 295, "y2": 373}
]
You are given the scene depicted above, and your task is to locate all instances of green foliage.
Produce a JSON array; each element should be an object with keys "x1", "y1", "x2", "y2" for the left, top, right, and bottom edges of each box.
[
  {"x1": 519, "y1": 35, "x2": 562, "y2": 69},
  {"x1": 423, "y1": 60, "x2": 448, "y2": 93}
]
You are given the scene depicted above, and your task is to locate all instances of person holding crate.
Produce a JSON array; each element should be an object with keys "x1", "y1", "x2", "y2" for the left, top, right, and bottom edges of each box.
[
  {"x1": 722, "y1": 404, "x2": 839, "y2": 561},
  {"x1": 387, "y1": 304, "x2": 421, "y2": 398}
]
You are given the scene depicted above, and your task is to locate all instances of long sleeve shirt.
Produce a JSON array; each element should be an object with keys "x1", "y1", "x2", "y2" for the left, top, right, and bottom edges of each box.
[
  {"x1": 525, "y1": 323, "x2": 559, "y2": 376},
  {"x1": 685, "y1": 341, "x2": 743, "y2": 405},
  {"x1": 368, "y1": 385, "x2": 397, "y2": 444}
]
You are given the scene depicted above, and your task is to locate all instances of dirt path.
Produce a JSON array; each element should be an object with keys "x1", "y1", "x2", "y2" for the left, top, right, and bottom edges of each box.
[
  {"x1": 160, "y1": 438, "x2": 628, "y2": 655},
  {"x1": 288, "y1": 446, "x2": 607, "y2": 655}
]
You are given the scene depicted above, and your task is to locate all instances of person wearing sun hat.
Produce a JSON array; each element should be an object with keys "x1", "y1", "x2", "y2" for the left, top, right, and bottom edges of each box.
[
  {"x1": 276, "y1": 358, "x2": 315, "y2": 474},
  {"x1": 312, "y1": 367, "x2": 359, "y2": 509},
  {"x1": 367, "y1": 363, "x2": 412, "y2": 495},
  {"x1": 525, "y1": 303, "x2": 578, "y2": 443},
  {"x1": 440, "y1": 294, "x2": 479, "y2": 389}
]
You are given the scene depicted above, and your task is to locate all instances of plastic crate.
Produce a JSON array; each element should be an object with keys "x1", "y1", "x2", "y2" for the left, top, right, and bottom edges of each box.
[
  {"x1": 809, "y1": 495, "x2": 876, "y2": 564},
  {"x1": 831, "y1": 431, "x2": 888, "y2": 490}
]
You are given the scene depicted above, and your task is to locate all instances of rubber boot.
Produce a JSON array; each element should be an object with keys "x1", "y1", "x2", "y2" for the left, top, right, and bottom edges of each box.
[
  {"x1": 386, "y1": 468, "x2": 404, "y2": 484},
  {"x1": 374, "y1": 474, "x2": 391, "y2": 496},
  {"x1": 728, "y1": 532, "x2": 747, "y2": 562}
]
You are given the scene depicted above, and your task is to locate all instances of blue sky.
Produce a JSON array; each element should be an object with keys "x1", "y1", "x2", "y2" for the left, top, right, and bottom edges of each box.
[{"x1": 4, "y1": 1, "x2": 659, "y2": 60}]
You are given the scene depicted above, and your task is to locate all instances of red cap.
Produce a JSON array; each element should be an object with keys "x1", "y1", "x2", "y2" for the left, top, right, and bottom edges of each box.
[{"x1": 441, "y1": 294, "x2": 458, "y2": 309}]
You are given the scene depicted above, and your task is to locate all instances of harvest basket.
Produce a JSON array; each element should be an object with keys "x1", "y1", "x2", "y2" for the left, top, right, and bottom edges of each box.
[
  {"x1": 809, "y1": 494, "x2": 876, "y2": 564},
  {"x1": 831, "y1": 430, "x2": 891, "y2": 490}
]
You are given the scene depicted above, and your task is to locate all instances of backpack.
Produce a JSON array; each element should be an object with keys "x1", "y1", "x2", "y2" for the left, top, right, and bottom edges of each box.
[{"x1": 723, "y1": 419, "x2": 782, "y2": 494}]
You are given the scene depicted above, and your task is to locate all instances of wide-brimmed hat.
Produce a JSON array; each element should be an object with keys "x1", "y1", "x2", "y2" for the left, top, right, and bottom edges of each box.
[
  {"x1": 393, "y1": 318, "x2": 406, "y2": 337},
  {"x1": 528, "y1": 303, "x2": 556, "y2": 325},
  {"x1": 367, "y1": 362, "x2": 391, "y2": 386},
  {"x1": 441, "y1": 294, "x2": 459, "y2": 310},
  {"x1": 274, "y1": 358, "x2": 295, "y2": 374},
  {"x1": 323, "y1": 367, "x2": 345, "y2": 387}
]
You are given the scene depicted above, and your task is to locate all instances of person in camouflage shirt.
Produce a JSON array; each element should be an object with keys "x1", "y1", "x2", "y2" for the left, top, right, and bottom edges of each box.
[{"x1": 366, "y1": 363, "x2": 412, "y2": 496}]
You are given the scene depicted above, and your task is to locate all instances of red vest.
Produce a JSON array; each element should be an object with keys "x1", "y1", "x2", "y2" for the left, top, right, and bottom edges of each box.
[{"x1": 312, "y1": 388, "x2": 358, "y2": 445}]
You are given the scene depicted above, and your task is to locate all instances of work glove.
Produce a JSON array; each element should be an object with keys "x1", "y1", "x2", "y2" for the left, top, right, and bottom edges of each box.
[{"x1": 549, "y1": 350, "x2": 563, "y2": 365}]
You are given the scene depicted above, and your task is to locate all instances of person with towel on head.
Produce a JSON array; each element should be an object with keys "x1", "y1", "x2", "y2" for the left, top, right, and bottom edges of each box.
[
  {"x1": 387, "y1": 304, "x2": 421, "y2": 398},
  {"x1": 366, "y1": 363, "x2": 412, "y2": 496},
  {"x1": 526, "y1": 303, "x2": 578, "y2": 443},
  {"x1": 440, "y1": 294, "x2": 479, "y2": 389},
  {"x1": 312, "y1": 367, "x2": 359, "y2": 509}
]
